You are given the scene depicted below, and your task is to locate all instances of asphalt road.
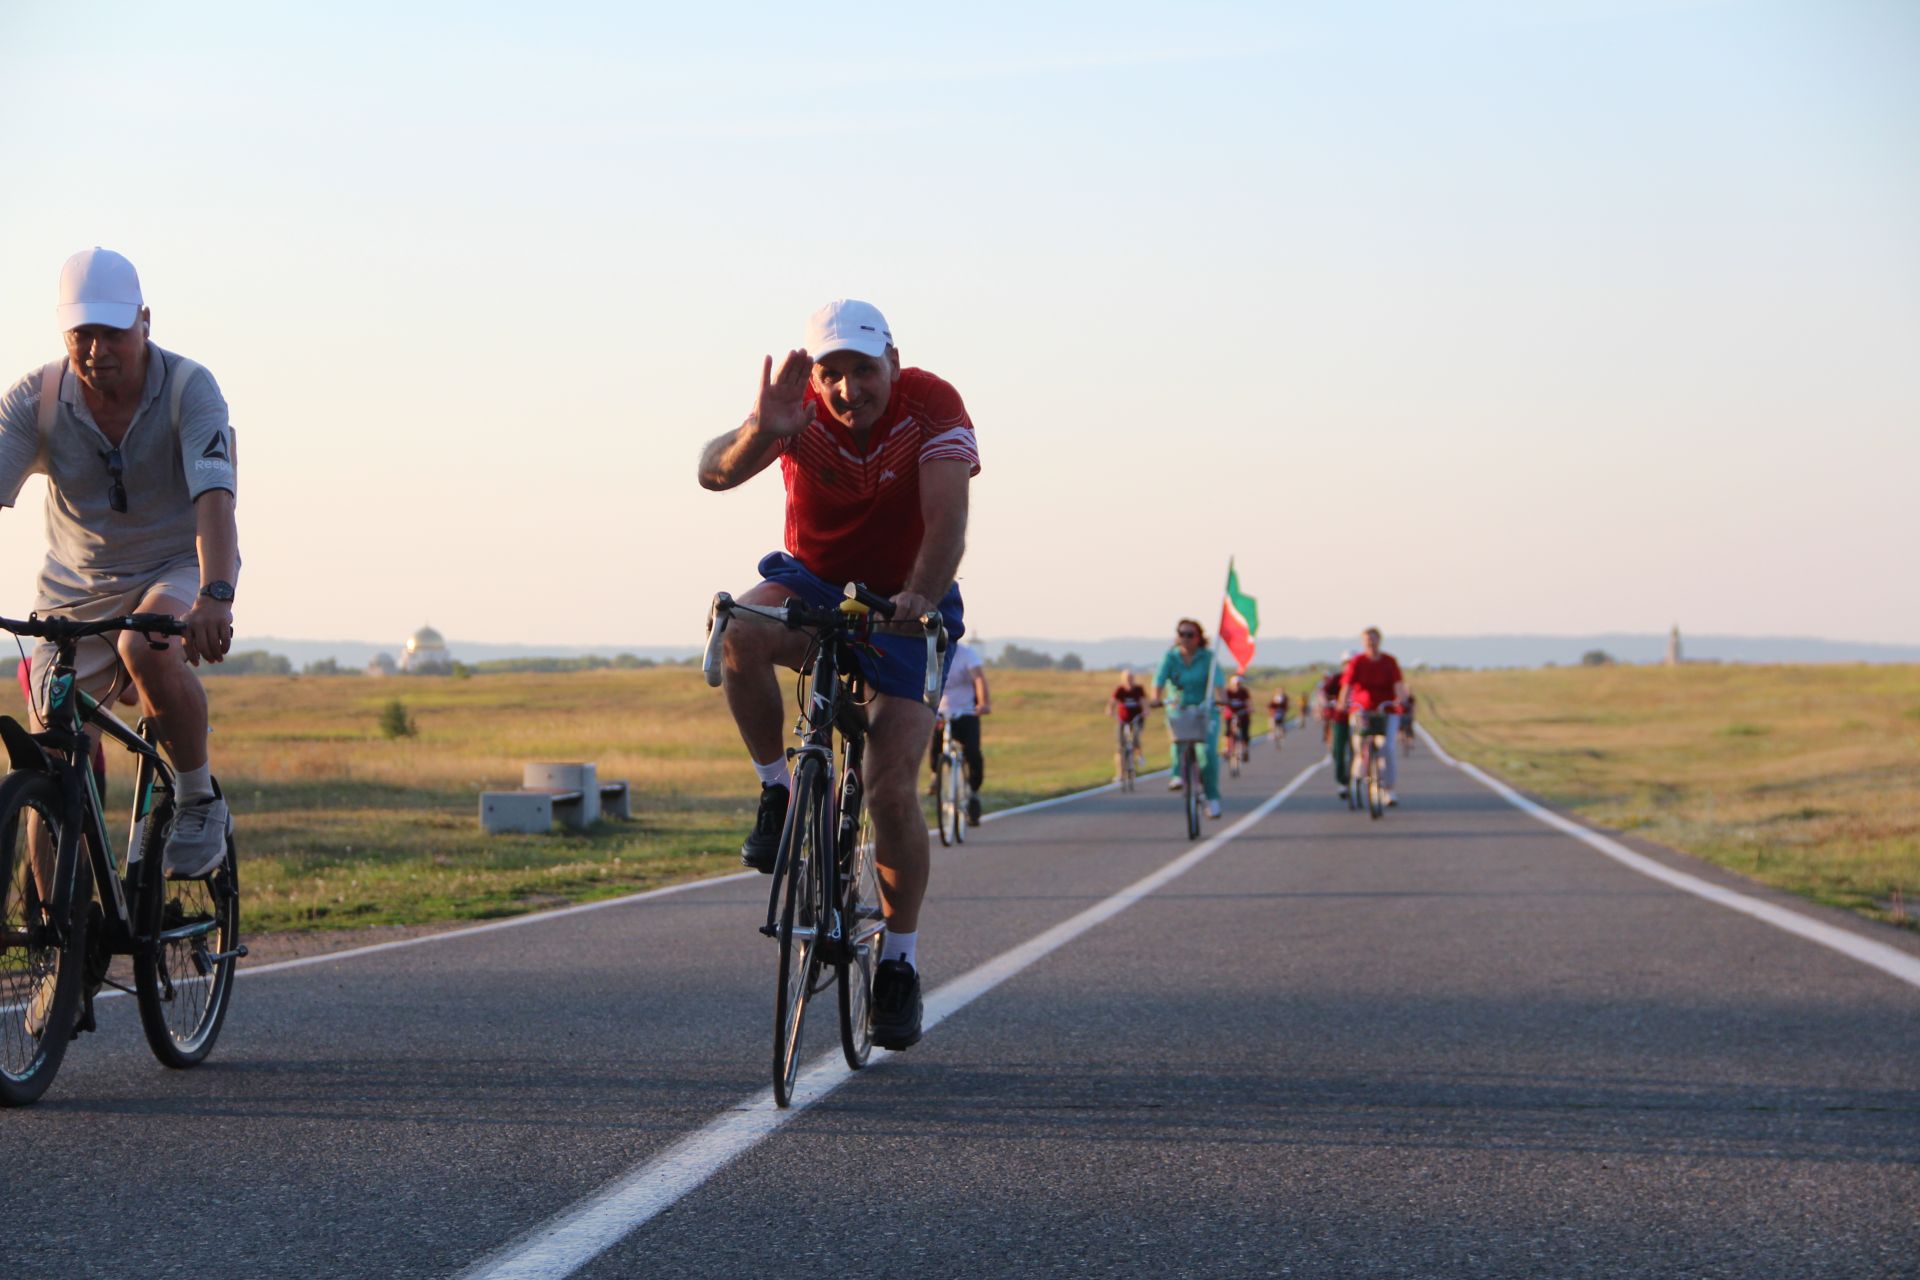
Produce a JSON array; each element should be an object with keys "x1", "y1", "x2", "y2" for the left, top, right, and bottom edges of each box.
[{"x1": 5, "y1": 736, "x2": 1916, "y2": 1279}]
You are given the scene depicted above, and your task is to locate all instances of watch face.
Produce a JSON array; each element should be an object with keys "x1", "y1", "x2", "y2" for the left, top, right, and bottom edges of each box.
[{"x1": 203, "y1": 581, "x2": 235, "y2": 602}]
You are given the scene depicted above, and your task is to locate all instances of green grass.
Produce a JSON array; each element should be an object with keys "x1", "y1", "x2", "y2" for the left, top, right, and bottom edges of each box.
[
  {"x1": 1418, "y1": 663, "x2": 1920, "y2": 931},
  {"x1": 126, "y1": 667, "x2": 1140, "y2": 933}
]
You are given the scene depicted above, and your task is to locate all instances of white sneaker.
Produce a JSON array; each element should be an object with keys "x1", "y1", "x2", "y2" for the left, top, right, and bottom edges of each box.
[
  {"x1": 164, "y1": 793, "x2": 232, "y2": 878},
  {"x1": 1168, "y1": 778, "x2": 1183, "y2": 792},
  {"x1": 1384, "y1": 790, "x2": 1397, "y2": 808},
  {"x1": 1207, "y1": 799, "x2": 1222, "y2": 819},
  {"x1": 23, "y1": 970, "x2": 58, "y2": 1038}
]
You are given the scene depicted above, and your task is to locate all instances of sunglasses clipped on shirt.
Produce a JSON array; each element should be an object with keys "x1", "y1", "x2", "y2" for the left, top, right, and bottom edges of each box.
[{"x1": 99, "y1": 447, "x2": 126, "y2": 513}]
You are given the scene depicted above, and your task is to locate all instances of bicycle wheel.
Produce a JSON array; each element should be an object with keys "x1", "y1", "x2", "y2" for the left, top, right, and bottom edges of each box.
[
  {"x1": 1182, "y1": 747, "x2": 1201, "y2": 840},
  {"x1": 934, "y1": 756, "x2": 953, "y2": 848},
  {"x1": 949, "y1": 752, "x2": 967, "y2": 846},
  {"x1": 837, "y1": 789, "x2": 880, "y2": 1070},
  {"x1": 773, "y1": 758, "x2": 828, "y2": 1107},
  {"x1": 1367, "y1": 745, "x2": 1384, "y2": 820},
  {"x1": 1227, "y1": 733, "x2": 1241, "y2": 778},
  {"x1": 0, "y1": 771, "x2": 86, "y2": 1107},
  {"x1": 1347, "y1": 742, "x2": 1366, "y2": 812},
  {"x1": 134, "y1": 801, "x2": 240, "y2": 1069}
]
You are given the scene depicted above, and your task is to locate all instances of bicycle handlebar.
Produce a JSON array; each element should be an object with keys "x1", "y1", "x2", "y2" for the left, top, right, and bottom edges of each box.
[
  {"x1": 701, "y1": 585, "x2": 949, "y2": 707},
  {"x1": 0, "y1": 612, "x2": 188, "y2": 644}
]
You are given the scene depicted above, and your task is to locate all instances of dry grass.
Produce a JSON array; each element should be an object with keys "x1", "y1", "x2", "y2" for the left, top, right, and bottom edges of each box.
[
  {"x1": 106, "y1": 667, "x2": 1141, "y2": 933},
  {"x1": 1417, "y1": 663, "x2": 1920, "y2": 930}
]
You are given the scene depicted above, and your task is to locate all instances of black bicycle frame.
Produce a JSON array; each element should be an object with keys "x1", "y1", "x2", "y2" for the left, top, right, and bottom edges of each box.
[{"x1": 7, "y1": 640, "x2": 176, "y2": 954}]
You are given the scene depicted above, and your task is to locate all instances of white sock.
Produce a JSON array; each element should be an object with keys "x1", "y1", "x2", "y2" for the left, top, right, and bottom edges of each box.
[
  {"x1": 753, "y1": 757, "x2": 789, "y2": 789},
  {"x1": 176, "y1": 764, "x2": 215, "y2": 803},
  {"x1": 881, "y1": 930, "x2": 917, "y2": 969}
]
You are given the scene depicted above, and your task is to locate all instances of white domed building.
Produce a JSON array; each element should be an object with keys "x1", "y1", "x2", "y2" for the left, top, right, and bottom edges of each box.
[{"x1": 401, "y1": 625, "x2": 454, "y2": 675}]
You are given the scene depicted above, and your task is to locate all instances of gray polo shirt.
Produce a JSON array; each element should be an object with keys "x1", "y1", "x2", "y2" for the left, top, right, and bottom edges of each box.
[{"x1": 0, "y1": 344, "x2": 235, "y2": 602}]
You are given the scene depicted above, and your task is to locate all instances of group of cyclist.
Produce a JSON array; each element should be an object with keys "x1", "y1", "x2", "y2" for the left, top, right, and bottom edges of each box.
[
  {"x1": 6, "y1": 254, "x2": 1404, "y2": 1068},
  {"x1": 1316, "y1": 628, "x2": 1413, "y2": 807}
]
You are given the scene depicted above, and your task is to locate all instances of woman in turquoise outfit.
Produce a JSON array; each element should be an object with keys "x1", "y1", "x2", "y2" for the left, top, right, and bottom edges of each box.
[{"x1": 1152, "y1": 618, "x2": 1223, "y2": 819}]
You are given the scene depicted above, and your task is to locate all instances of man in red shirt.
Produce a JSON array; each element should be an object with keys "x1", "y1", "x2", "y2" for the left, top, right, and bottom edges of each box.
[
  {"x1": 1337, "y1": 627, "x2": 1410, "y2": 805},
  {"x1": 698, "y1": 299, "x2": 978, "y2": 1052},
  {"x1": 1109, "y1": 669, "x2": 1149, "y2": 776}
]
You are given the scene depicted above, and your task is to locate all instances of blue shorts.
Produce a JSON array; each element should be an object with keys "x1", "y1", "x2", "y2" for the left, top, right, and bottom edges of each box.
[{"x1": 754, "y1": 551, "x2": 966, "y2": 702}]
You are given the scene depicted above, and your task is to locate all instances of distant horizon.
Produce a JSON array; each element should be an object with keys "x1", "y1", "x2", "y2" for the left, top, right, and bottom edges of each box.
[{"x1": 231, "y1": 627, "x2": 1920, "y2": 672}]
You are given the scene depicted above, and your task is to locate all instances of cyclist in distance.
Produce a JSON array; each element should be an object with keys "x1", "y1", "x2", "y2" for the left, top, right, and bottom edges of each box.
[
  {"x1": 697, "y1": 299, "x2": 979, "y2": 1051},
  {"x1": 1267, "y1": 686, "x2": 1290, "y2": 744},
  {"x1": 1109, "y1": 668, "x2": 1149, "y2": 775},
  {"x1": 1320, "y1": 656, "x2": 1351, "y2": 798},
  {"x1": 1401, "y1": 690, "x2": 1417, "y2": 753},
  {"x1": 929, "y1": 638, "x2": 989, "y2": 825},
  {"x1": 0, "y1": 248, "x2": 239, "y2": 882},
  {"x1": 1220, "y1": 673, "x2": 1253, "y2": 758},
  {"x1": 1337, "y1": 627, "x2": 1410, "y2": 806},
  {"x1": 1153, "y1": 619, "x2": 1223, "y2": 820}
]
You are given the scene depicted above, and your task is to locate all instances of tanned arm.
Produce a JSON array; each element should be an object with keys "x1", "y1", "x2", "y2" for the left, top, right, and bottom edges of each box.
[
  {"x1": 182, "y1": 489, "x2": 238, "y2": 665},
  {"x1": 893, "y1": 458, "x2": 971, "y2": 618},
  {"x1": 698, "y1": 350, "x2": 813, "y2": 491}
]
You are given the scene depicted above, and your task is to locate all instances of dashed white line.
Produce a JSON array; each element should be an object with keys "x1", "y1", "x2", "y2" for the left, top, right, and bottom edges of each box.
[{"x1": 456, "y1": 758, "x2": 1327, "y2": 1280}]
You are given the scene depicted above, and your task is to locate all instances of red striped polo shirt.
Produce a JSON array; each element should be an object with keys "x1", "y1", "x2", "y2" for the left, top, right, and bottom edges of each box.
[{"x1": 779, "y1": 367, "x2": 980, "y2": 595}]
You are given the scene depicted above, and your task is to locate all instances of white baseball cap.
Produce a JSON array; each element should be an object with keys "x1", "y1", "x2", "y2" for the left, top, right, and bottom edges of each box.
[
  {"x1": 805, "y1": 299, "x2": 892, "y2": 360},
  {"x1": 57, "y1": 248, "x2": 144, "y2": 332}
]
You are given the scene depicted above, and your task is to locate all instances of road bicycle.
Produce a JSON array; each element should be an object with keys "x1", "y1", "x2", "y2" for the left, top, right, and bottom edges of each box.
[
  {"x1": 932, "y1": 714, "x2": 968, "y2": 848},
  {"x1": 1163, "y1": 700, "x2": 1208, "y2": 840},
  {"x1": 0, "y1": 612, "x2": 242, "y2": 1106},
  {"x1": 1114, "y1": 717, "x2": 1143, "y2": 793},
  {"x1": 1269, "y1": 713, "x2": 1287, "y2": 751},
  {"x1": 703, "y1": 583, "x2": 945, "y2": 1107}
]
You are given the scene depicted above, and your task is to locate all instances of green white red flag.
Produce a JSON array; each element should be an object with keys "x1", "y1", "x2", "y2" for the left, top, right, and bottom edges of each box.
[{"x1": 1218, "y1": 559, "x2": 1259, "y2": 673}]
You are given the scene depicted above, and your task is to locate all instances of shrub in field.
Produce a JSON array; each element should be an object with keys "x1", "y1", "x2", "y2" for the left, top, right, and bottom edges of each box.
[
  {"x1": 1581, "y1": 650, "x2": 1614, "y2": 666},
  {"x1": 379, "y1": 699, "x2": 417, "y2": 739}
]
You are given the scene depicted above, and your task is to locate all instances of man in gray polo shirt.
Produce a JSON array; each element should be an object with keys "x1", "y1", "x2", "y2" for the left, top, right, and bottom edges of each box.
[{"x1": 0, "y1": 247, "x2": 240, "y2": 884}]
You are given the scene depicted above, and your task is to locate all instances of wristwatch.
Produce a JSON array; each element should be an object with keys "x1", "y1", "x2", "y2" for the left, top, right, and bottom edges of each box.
[{"x1": 200, "y1": 580, "x2": 236, "y2": 603}]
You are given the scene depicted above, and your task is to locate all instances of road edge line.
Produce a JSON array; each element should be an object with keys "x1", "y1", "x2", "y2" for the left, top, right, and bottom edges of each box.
[{"x1": 1415, "y1": 723, "x2": 1920, "y2": 991}]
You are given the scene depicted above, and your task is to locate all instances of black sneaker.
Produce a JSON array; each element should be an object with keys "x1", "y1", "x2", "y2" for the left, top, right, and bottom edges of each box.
[
  {"x1": 966, "y1": 795, "x2": 981, "y2": 826},
  {"x1": 740, "y1": 783, "x2": 788, "y2": 873},
  {"x1": 871, "y1": 959, "x2": 923, "y2": 1050}
]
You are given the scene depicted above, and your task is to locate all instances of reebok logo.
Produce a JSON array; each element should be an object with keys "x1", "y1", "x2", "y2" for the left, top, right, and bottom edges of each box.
[{"x1": 201, "y1": 433, "x2": 229, "y2": 462}]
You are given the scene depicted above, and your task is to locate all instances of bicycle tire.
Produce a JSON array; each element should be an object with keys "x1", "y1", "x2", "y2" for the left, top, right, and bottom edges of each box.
[
  {"x1": 0, "y1": 771, "x2": 86, "y2": 1107},
  {"x1": 934, "y1": 757, "x2": 953, "y2": 848},
  {"x1": 1227, "y1": 732, "x2": 1241, "y2": 778},
  {"x1": 1183, "y1": 747, "x2": 1201, "y2": 840},
  {"x1": 1368, "y1": 745, "x2": 1384, "y2": 820},
  {"x1": 1117, "y1": 726, "x2": 1135, "y2": 793},
  {"x1": 134, "y1": 802, "x2": 240, "y2": 1069},
  {"x1": 950, "y1": 751, "x2": 967, "y2": 846},
  {"x1": 1347, "y1": 742, "x2": 1366, "y2": 812},
  {"x1": 837, "y1": 786, "x2": 879, "y2": 1070},
  {"x1": 773, "y1": 757, "x2": 828, "y2": 1107}
]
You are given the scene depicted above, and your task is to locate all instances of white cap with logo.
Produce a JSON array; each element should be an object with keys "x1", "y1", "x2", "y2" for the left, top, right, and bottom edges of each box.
[
  {"x1": 57, "y1": 248, "x2": 144, "y2": 332},
  {"x1": 805, "y1": 299, "x2": 892, "y2": 359}
]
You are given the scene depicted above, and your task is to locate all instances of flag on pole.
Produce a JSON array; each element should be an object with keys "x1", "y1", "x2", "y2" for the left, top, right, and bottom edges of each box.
[{"x1": 1218, "y1": 558, "x2": 1259, "y2": 673}]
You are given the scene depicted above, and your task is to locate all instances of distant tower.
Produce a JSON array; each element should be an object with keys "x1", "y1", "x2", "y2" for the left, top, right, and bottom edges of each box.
[
  {"x1": 1665, "y1": 624, "x2": 1682, "y2": 666},
  {"x1": 402, "y1": 625, "x2": 454, "y2": 675}
]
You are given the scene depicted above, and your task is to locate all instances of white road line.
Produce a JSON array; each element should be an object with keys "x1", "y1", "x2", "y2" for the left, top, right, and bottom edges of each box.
[
  {"x1": 1416, "y1": 724, "x2": 1920, "y2": 991},
  {"x1": 457, "y1": 758, "x2": 1327, "y2": 1280}
]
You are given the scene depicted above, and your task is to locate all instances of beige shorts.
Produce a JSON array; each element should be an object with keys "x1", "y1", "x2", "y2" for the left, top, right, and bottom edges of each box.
[{"x1": 25, "y1": 556, "x2": 200, "y2": 721}]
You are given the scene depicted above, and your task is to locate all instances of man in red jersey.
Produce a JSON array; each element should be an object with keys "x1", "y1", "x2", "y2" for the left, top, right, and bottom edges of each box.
[
  {"x1": 1337, "y1": 627, "x2": 1410, "y2": 806},
  {"x1": 698, "y1": 300, "x2": 978, "y2": 1052},
  {"x1": 1109, "y1": 668, "x2": 1149, "y2": 777}
]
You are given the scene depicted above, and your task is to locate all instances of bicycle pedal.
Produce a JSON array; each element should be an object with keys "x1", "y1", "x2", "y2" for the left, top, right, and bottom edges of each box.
[{"x1": 758, "y1": 924, "x2": 779, "y2": 939}]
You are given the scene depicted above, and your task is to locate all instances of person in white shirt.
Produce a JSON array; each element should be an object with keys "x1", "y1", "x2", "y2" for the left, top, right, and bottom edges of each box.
[{"x1": 928, "y1": 640, "x2": 990, "y2": 825}]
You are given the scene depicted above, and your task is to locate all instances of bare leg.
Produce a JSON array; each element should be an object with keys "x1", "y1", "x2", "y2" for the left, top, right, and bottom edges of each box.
[
  {"x1": 117, "y1": 591, "x2": 209, "y2": 773},
  {"x1": 719, "y1": 583, "x2": 814, "y2": 768},
  {"x1": 864, "y1": 692, "x2": 935, "y2": 934}
]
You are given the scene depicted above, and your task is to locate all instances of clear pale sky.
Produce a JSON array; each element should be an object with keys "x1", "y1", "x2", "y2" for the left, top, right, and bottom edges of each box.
[{"x1": 2, "y1": 1, "x2": 1914, "y2": 648}]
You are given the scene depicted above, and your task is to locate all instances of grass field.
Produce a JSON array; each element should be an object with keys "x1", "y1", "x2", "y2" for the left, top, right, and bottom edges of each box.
[
  {"x1": 1417, "y1": 663, "x2": 1920, "y2": 931},
  {"x1": 149, "y1": 667, "x2": 1138, "y2": 933}
]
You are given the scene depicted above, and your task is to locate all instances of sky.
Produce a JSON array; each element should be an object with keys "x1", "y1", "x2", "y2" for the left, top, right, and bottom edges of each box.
[{"x1": 1, "y1": 0, "x2": 1914, "y2": 649}]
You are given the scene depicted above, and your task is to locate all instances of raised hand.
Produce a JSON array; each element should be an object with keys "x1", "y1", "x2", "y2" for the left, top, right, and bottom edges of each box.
[{"x1": 754, "y1": 349, "x2": 815, "y2": 439}]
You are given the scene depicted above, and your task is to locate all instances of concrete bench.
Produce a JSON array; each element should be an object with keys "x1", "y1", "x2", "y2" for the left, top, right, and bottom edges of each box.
[{"x1": 479, "y1": 763, "x2": 633, "y2": 834}]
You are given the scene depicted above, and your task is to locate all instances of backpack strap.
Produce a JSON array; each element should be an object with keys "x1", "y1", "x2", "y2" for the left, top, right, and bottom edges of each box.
[
  {"x1": 166, "y1": 354, "x2": 205, "y2": 433},
  {"x1": 34, "y1": 360, "x2": 64, "y2": 440}
]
